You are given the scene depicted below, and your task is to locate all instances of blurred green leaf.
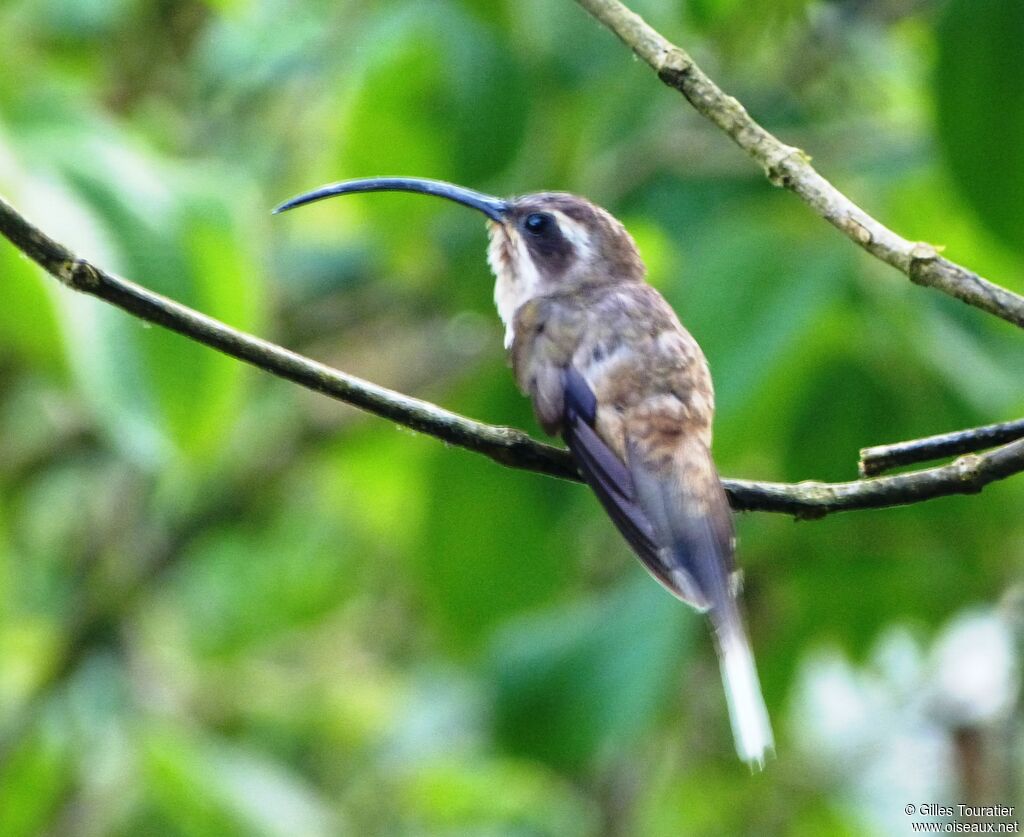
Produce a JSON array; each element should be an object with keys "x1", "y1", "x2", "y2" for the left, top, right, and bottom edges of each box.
[
  {"x1": 685, "y1": 0, "x2": 814, "y2": 55},
  {"x1": 142, "y1": 726, "x2": 338, "y2": 837},
  {"x1": 413, "y1": 362, "x2": 580, "y2": 654},
  {"x1": 0, "y1": 722, "x2": 71, "y2": 837},
  {"x1": 935, "y1": 0, "x2": 1024, "y2": 253},
  {"x1": 488, "y1": 575, "x2": 695, "y2": 769},
  {"x1": 0, "y1": 221, "x2": 64, "y2": 375},
  {"x1": 172, "y1": 503, "x2": 357, "y2": 659},
  {"x1": 399, "y1": 756, "x2": 596, "y2": 836},
  {"x1": 340, "y1": 2, "x2": 529, "y2": 187},
  {"x1": 30, "y1": 0, "x2": 139, "y2": 40},
  {"x1": 21, "y1": 128, "x2": 267, "y2": 468},
  {"x1": 0, "y1": 135, "x2": 66, "y2": 374}
]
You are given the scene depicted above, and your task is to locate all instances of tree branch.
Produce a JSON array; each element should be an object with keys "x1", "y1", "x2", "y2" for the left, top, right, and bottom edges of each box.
[
  {"x1": 573, "y1": 0, "x2": 1024, "y2": 331},
  {"x1": 729, "y1": 438, "x2": 1024, "y2": 518},
  {"x1": 0, "y1": 196, "x2": 575, "y2": 481},
  {"x1": 2, "y1": 195, "x2": 1023, "y2": 519},
  {"x1": 859, "y1": 418, "x2": 1024, "y2": 477}
]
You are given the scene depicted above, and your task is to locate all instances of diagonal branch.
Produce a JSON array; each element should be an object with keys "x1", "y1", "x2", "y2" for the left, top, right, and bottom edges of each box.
[
  {"x1": 0, "y1": 196, "x2": 575, "y2": 481},
  {"x1": 2, "y1": 194, "x2": 1023, "y2": 519},
  {"x1": 859, "y1": 417, "x2": 1024, "y2": 477},
  {"x1": 573, "y1": 0, "x2": 1024, "y2": 331}
]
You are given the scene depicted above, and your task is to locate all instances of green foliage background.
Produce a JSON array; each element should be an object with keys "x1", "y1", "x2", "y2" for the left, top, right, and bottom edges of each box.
[{"x1": 0, "y1": 0, "x2": 1022, "y2": 834}]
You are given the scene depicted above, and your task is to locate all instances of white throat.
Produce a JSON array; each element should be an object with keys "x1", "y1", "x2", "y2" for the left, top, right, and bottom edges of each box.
[{"x1": 488, "y1": 228, "x2": 542, "y2": 348}]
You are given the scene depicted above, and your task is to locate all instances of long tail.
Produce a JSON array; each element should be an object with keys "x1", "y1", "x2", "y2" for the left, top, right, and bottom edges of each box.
[
  {"x1": 566, "y1": 404, "x2": 775, "y2": 767},
  {"x1": 714, "y1": 615, "x2": 774, "y2": 769}
]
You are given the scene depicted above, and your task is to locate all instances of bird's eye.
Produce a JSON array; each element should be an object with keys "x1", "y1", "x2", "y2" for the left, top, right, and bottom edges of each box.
[{"x1": 524, "y1": 212, "x2": 553, "y2": 236}]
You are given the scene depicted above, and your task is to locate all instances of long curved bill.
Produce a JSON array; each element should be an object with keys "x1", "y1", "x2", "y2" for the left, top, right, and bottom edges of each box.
[{"x1": 273, "y1": 176, "x2": 509, "y2": 221}]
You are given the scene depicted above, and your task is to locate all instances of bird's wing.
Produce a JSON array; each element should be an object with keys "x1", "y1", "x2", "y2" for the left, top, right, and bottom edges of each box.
[
  {"x1": 562, "y1": 367, "x2": 709, "y2": 606},
  {"x1": 625, "y1": 433, "x2": 736, "y2": 613}
]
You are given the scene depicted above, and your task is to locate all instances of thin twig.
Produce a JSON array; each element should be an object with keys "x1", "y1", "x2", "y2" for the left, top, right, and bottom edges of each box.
[
  {"x1": 2, "y1": 195, "x2": 1023, "y2": 518},
  {"x1": 573, "y1": 0, "x2": 1024, "y2": 330},
  {"x1": 860, "y1": 418, "x2": 1024, "y2": 477},
  {"x1": 727, "y1": 438, "x2": 1024, "y2": 518}
]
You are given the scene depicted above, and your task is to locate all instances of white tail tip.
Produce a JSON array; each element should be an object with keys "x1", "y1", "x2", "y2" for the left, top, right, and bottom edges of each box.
[{"x1": 719, "y1": 630, "x2": 775, "y2": 769}]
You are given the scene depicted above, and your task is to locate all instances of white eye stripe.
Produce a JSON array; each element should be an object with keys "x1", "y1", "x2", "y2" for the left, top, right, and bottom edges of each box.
[
  {"x1": 550, "y1": 212, "x2": 593, "y2": 258},
  {"x1": 487, "y1": 209, "x2": 603, "y2": 349}
]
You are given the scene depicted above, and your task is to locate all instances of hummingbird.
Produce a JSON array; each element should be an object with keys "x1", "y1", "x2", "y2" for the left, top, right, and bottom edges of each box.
[{"x1": 275, "y1": 177, "x2": 774, "y2": 767}]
